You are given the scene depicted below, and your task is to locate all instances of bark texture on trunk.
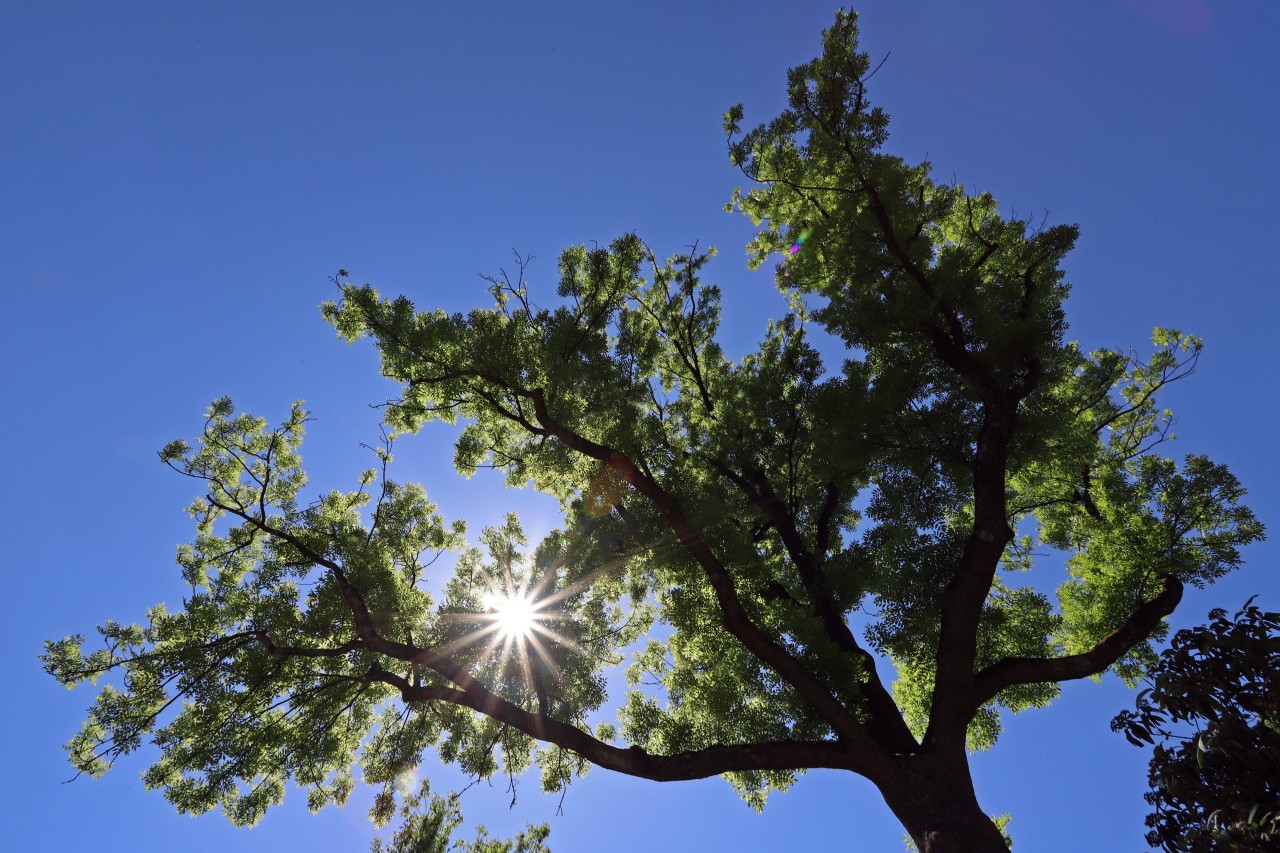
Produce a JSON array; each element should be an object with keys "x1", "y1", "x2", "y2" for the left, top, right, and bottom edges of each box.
[
  {"x1": 880, "y1": 751, "x2": 1010, "y2": 853},
  {"x1": 903, "y1": 815, "x2": 1008, "y2": 853}
]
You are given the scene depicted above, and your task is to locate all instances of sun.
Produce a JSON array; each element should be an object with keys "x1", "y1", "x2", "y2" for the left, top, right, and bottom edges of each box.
[{"x1": 483, "y1": 591, "x2": 539, "y2": 641}]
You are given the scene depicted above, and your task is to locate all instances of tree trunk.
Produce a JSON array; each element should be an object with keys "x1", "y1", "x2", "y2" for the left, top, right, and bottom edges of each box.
[{"x1": 880, "y1": 751, "x2": 1009, "y2": 853}]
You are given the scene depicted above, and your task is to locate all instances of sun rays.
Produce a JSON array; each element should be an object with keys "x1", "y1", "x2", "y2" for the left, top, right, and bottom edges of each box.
[
  {"x1": 426, "y1": 507, "x2": 706, "y2": 709},
  {"x1": 482, "y1": 589, "x2": 540, "y2": 641},
  {"x1": 454, "y1": 580, "x2": 579, "y2": 711},
  {"x1": 434, "y1": 572, "x2": 583, "y2": 688}
]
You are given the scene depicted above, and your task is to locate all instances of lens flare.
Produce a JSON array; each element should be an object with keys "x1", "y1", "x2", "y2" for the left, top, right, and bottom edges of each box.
[{"x1": 788, "y1": 228, "x2": 812, "y2": 254}]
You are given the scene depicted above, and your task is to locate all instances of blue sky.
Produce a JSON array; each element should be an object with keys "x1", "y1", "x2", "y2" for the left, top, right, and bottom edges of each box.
[{"x1": 4, "y1": 1, "x2": 1277, "y2": 850}]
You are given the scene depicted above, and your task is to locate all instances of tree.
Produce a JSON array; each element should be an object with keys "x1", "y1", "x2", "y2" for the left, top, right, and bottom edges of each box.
[
  {"x1": 1113, "y1": 599, "x2": 1280, "y2": 851},
  {"x1": 42, "y1": 11, "x2": 1264, "y2": 853}
]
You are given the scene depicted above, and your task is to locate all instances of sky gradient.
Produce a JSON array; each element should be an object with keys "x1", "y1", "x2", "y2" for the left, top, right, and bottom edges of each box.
[{"x1": 5, "y1": 1, "x2": 1278, "y2": 850}]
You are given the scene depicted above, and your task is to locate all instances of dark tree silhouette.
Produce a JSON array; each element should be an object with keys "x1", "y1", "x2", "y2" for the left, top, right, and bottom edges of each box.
[{"x1": 1113, "y1": 599, "x2": 1280, "y2": 851}]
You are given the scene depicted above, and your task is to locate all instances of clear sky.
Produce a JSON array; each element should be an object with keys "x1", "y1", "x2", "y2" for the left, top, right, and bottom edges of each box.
[{"x1": 4, "y1": 1, "x2": 1277, "y2": 850}]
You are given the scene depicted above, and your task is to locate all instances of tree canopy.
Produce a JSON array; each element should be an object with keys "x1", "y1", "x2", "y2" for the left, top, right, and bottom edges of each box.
[{"x1": 43, "y1": 11, "x2": 1263, "y2": 852}]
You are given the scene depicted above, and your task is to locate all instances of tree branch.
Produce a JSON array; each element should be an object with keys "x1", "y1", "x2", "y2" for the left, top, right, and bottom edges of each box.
[
  {"x1": 368, "y1": 666, "x2": 871, "y2": 782},
  {"x1": 968, "y1": 575, "x2": 1184, "y2": 712},
  {"x1": 516, "y1": 389, "x2": 878, "y2": 751},
  {"x1": 704, "y1": 459, "x2": 917, "y2": 752}
]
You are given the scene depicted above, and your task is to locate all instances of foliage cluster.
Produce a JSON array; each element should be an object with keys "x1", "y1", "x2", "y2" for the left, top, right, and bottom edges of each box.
[{"x1": 1114, "y1": 600, "x2": 1280, "y2": 852}]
